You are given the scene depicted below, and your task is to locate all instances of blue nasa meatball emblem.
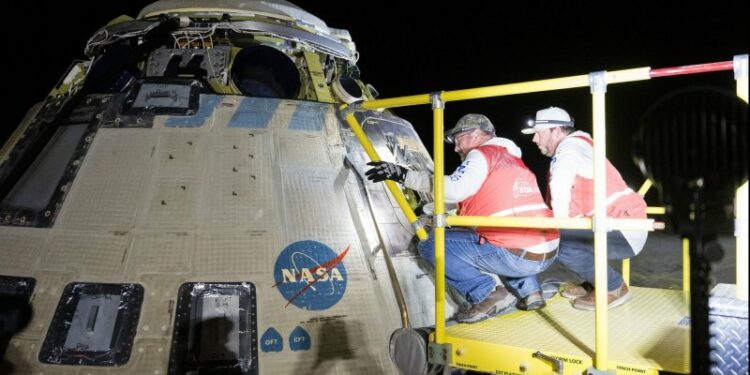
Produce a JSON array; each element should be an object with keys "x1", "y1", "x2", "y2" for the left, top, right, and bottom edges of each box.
[{"x1": 273, "y1": 241, "x2": 349, "y2": 310}]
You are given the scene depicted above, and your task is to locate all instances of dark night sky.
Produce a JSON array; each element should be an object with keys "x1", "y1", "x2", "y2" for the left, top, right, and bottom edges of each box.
[{"x1": 3, "y1": 1, "x2": 748, "y2": 194}]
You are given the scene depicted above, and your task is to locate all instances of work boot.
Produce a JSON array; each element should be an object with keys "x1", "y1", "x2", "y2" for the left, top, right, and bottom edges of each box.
[
  {"x1": 559, "y1": 281, "x2": 593, "y2": 299},
  {"x1": 454, "y1": 286, "x2": 516, "y2": 323},
  {"x1": 516, "y1": 290, "x2": 546, "y2": 311},
  {"x1": 572, "y1": 282, "x2": 631, "y2": 311}
]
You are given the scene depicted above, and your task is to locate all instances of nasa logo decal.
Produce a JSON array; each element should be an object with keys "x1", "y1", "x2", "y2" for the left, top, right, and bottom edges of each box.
[{"x1": 273, "y1": 241, "x2": 349, "y2": 310}]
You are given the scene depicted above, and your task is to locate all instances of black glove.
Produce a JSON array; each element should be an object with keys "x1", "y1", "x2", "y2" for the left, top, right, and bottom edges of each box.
[{"x1": 365, "y1": 161, "x2": 408, "y2": 183}]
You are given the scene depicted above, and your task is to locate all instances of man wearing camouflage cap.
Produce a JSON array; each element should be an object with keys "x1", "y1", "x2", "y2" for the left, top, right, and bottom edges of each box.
[{"x1": 366, "y1": 114, "x2": 559, "y2": 323}]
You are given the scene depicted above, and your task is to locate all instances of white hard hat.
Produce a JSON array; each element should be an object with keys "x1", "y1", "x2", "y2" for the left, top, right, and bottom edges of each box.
[{"x1": 522, "y1": 106, "x2": 575, "y2": 134}]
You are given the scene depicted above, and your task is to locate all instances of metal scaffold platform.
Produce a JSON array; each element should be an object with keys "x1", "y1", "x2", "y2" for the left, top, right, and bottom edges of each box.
[{"x1": 443, "y1": 287, "x2": 690, "y2": 374}]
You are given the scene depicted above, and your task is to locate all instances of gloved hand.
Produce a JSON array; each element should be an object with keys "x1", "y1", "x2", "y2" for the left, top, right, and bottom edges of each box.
[{"x1": 365, "y1": 161, "x2": 408, "y2": 183}]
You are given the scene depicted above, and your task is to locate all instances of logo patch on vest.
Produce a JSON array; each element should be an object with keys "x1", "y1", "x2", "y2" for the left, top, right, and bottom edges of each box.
[{"x1": 512, "y1": 178, "x2": 538, "y2": 197}]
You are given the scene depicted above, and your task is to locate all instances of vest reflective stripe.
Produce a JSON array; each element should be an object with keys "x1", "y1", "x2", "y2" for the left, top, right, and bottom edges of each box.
[
  {"x1": 491, "y1": 203, "x2": 551, "y2": 218},
  {"x1": 583, "y1": 187, "x2": 635, "y2": 216},
  {"x1": 460, "y1": 144, "x2": 559, "y2": 252},
  {"x1": 569, "y1": 136, "x2": 647, "y2": 219}
]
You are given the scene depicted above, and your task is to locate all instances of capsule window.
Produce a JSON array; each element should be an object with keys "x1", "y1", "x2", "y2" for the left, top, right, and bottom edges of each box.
[
  {"x1": 168, "y1": 282, "x2": 258, "y2": 375},
  {"x1": 231, "y1": 45, "x2": 300, "y2": 99},
  {"x1": 1, "y1": 124, "x2": 87, "y2": 211},
  {"x1": 39, "y1": 283, "x2": 143, "y2": 366}
]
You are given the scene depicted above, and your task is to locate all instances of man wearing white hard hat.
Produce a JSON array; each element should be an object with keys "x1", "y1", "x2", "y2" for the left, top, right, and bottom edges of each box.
[
  {"x1": 366, "y1": 113, "x2": 560, "y2": 322},
  {"x1": 523, "y1": 106, "x2": 648, "y2": 310}
]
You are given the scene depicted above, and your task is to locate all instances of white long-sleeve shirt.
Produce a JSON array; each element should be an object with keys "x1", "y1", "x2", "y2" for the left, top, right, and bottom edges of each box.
[
  {"x1": 549, "y1": 130, "x2": 593, "y2": 218},
  {"x1": 549, "y1": 130, "x2": 648, "y2": 253}
]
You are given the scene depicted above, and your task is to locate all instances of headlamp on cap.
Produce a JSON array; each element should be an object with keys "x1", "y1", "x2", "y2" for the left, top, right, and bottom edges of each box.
[
  {"x1": 445, "y1": 113, "x2": 495, "y2": 143},
  {"x1": 521, "y1": 106, "x2": 575, "y2": 134},
  {"x1": 445, "y1": 128, "x2": 472, "y2": 144}
]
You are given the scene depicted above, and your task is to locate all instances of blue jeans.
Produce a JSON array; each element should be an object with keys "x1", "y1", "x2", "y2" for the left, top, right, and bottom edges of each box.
[
  {"x1": 417, "y1": 229, "x2": 556, "y2": 304},
  {"x1": 557, "y1": 229, "x2": 637, "y2": 291}
]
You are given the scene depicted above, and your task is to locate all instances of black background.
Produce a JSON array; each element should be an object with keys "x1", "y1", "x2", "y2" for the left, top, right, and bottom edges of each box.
[{"x1": 3, "y1": 1, "x2": 748, "y2": 195}]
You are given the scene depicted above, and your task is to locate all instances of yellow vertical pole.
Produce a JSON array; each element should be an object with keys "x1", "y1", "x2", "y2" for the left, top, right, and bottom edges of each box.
[
  {"x1": 432, "y1": 93, "x2": 447, "y2": 342},
  {"x1": 736, "y1": 182, "x2": 748, "y2": 300},
  {"x1": 682, "y1": 236, "x2": 692, "y2": 373},
  {"x1": 682, "y1": 238, "x2": 691, "y2": 292},
  {"x1": 733, "y1": 55, "x2": 747, "y2": 300},
  {"x1": 590, "y1": 71, "x2": 609, "y2": 371},
  {"x1": 342, "y1": 109, "x2": 428, "y2": 241},
  {"x1": 734, "y1": 54, "x2": 748, "y2": 103}
]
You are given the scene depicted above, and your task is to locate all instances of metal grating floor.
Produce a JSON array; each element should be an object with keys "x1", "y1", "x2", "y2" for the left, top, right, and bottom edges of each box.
[{"x1": 445, "y1": 287, "x2": 691, "y2": 374}]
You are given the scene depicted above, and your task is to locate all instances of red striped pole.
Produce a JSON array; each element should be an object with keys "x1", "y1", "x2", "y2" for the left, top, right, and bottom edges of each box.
[{"x1": 650, "y1": 60, "x2": 734, "y2": 78}]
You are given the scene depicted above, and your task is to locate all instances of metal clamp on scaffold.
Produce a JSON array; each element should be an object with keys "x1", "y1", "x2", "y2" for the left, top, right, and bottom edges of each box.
[
  {"x1": 735, "y1": 54, "x2": 749, "y2": 102},
  {"x1": 735, "y1": 54, "x2": 748, "y2": 79},
  {"x1": 589, "y1": 70, "x2": 607, "y2": 93},
  {"x1": 433, "y1": 214, "x2": 447, "y2": 228},
  {"x1": 593, "y1": 216, "x2": 609, "y2": 233},
  {"x1": 430, "y1": 91, "x2": 444, "y2": 110},
  {"x1": 411, "y1": 220, "x2": 425, "y2": 234},
  {"x1": 338, "y1": 101, "x2": 366, "y2": 117}
]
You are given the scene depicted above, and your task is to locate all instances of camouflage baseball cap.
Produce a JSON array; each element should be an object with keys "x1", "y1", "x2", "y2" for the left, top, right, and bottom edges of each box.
[{"x1": 445, "y1": 113, "x2": 496, "y2": 143}]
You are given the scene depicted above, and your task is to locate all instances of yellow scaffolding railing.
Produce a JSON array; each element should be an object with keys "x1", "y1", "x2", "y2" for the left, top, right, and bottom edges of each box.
[
  {"x1": 342, "y1": 111, "x2": 428, "y2": 242},
  {"x1": 737, "y1": 182, "x2": 748, "y2": 301},
  {"x1": 630, "y1": 179, "x2": 668, "y2": 285},
  {"x1": 342, "y1": 54, "x2": 747, "y2": 372}
]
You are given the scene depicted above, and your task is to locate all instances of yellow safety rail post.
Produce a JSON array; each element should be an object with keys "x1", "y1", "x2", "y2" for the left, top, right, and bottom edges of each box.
[
  {"x1": 432, "y1": 93, "x2": 448, "y2": 343},
  {"x1": 341, "y1": 105, "x2": 428, "y2": 241},
  {"x1": 682, "y1": 238, "x2": 691, "y2": 292},
  {"x1": 737, "y1": 182, "x2": 748, "y2": 301},
  {"x1": 589, "y1": 71, "x2": 611, "y2": 371},
  {"x1": 733, "y1": 55, "x2": 747, "y2": 300}
]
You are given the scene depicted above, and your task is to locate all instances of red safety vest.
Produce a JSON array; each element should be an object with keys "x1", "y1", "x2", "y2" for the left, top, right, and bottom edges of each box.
[
  {"x1": 459, "y1": 144, "x2": 559, "y2": 253},
  {"x1": 566, "y1": 136, "x2": 647, "y2": 218}
]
